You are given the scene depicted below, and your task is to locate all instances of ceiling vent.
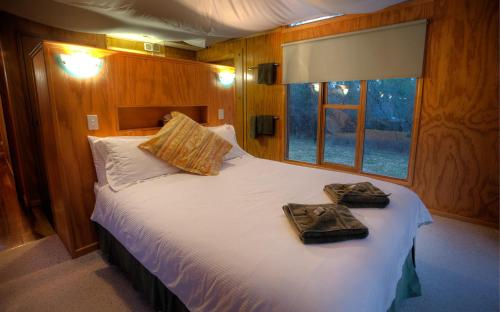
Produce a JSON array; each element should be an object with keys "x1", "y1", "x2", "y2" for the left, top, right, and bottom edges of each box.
[{"x1": 144, "y1": 42, "x2": 161, "y2": 53}]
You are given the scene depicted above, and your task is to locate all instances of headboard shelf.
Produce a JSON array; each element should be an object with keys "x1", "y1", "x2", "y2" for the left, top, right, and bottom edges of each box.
[{"x1": 117, "y1": 105, "x2": 208, "y2": 130}]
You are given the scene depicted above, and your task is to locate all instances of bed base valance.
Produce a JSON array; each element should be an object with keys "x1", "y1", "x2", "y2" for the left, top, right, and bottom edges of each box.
[
  {"x1": 96, "y1": 223, "x2": 421, "y2": 312},
  {"x1": 97, "y1": 224, "x2": 189, "y2": 312}
]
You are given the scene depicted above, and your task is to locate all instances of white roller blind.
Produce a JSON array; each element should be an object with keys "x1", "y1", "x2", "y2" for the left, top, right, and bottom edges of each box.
[{"x1": 283, "y1": 20, "x2": 427, "y2": 84}]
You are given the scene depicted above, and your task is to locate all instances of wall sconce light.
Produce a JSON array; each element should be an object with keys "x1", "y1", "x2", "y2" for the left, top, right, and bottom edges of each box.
[
  {"x1": 57, "y1": 53, "x2": 103, "y2": 78},
  {"x1": 217, "y1": 70, "x2": 235, "y2": 87}
]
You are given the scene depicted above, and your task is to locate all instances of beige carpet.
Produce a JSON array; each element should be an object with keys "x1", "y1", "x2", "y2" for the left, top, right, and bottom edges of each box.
[
  {"x1": 0, "y1": 236, "x2": 150, "y2": 312},
  {"x1": 0, "y1": 216, "x2": 498, "y2": 312},
  {"x1": 399, "y1": 216, "x2": 499, "y2": 312}
]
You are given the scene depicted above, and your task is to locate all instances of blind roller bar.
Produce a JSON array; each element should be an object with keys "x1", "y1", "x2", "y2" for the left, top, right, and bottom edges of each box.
[{"x1": 282, "y1": 20, "x2": 427, "y2": 47}]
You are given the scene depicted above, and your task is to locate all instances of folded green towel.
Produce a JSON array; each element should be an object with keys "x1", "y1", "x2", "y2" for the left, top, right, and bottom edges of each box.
[
  {"x1": 257, "y1": 63, "x2": 277, "y2": 85},
  {"x1": 283, "y1": 203, "x2": 369, "y2": 244},
  {"x1": 250, "y1": 115, "x2": 275, "y2": 139},
  {"x1": 324, "y1": 182, "x2": 390, "y2": 208}
]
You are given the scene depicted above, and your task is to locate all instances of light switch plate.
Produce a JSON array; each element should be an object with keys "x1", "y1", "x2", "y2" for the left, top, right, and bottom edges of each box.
[
  {"x1": 218, "y1": 108, "x2": 224, "y2": 120},
  {"x1": 87, "y1": 115, "x2": 99, "y2": 130}
]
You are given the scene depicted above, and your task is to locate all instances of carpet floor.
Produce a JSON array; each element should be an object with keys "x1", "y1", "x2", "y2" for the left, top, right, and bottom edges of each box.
[{"x1": 0, "y1": 216, "x2": 498, "y2": 312}]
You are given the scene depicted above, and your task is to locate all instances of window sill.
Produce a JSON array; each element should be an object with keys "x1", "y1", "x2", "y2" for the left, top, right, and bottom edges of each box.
[{"x1": 283, "y1": 159, "x2": 413, "y2": 187}]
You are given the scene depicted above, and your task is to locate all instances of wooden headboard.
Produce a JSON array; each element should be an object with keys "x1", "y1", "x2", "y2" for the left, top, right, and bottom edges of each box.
[{"x1": 32, "y1": 41, "x2": 236, "y2": 257}]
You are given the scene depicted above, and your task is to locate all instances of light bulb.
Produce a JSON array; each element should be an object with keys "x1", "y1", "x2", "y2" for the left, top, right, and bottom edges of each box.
[{"x1": 58, "y1": 53, "x2": 103, "y2": 78}]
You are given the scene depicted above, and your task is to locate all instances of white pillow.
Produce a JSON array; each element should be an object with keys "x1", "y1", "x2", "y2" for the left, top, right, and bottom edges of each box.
[
  {"x1": 207, "y1": 125, "x2": 247, "y2": 160},
  {"x1": 88, "y1": 136, "x2": 150, "y2": 186},
  {"x1": 88, "y1": 136, "x2": 107, "y2": 186},
  {"x1": 94, "y1": 136, "x2": 180, "y2": 191}
]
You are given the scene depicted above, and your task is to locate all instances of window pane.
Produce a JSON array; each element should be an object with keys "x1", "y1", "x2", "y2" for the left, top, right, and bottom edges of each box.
[
  {"x1": 286, "y1": 83, "x2": 319, "y2": 163},
  {"x1": 362, "y1": 78, "x2": 417, "y2": 179},
  {"x1": 327, "y1": 80, "x2": 361, "y2": 104},
  {"x1": 323, "y1": 109, "x2": 357, "y2": 167}
]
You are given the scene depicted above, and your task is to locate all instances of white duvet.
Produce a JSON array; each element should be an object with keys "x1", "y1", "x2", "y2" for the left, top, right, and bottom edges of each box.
[{"x1": 91, "y1": 155, "x2": 432, "y2": 312}]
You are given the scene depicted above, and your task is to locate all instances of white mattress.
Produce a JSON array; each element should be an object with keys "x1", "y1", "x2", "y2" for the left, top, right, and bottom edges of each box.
[{"x1": 91, "y1": 155, "x2": 432, "y2": 312}]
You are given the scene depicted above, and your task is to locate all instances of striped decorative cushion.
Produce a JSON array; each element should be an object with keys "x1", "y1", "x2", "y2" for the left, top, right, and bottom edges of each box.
[{"x1": 139, "y1": 112, "x2": 232, "y2": 176}]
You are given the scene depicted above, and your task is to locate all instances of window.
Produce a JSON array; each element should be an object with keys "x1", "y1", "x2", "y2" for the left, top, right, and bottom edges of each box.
[
  {"x1": 327, "y1": 81, "x2": 360, "y2": 104},
  {"x1": 363, "y1": 79, "x2": 416, "y2": 179},
  {"x1": 286, "y1": 83, "x2": 319, "y2": 163},
  {"x1": 285, "y1": 78, "x2": 419, "y2": 181},
  {"x1": 323, "y1": 108, "x2": 358, "y2": 167}
]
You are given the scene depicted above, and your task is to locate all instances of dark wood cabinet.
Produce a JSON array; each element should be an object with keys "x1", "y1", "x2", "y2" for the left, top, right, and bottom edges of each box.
[{"x1": 0, "y1": 11, "x2": 106, "y2": 218}]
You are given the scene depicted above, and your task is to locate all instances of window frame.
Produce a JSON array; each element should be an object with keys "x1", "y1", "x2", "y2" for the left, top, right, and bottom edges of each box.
[{"x1": 284, "y1": 79, "x2": 423, "y2": 186}]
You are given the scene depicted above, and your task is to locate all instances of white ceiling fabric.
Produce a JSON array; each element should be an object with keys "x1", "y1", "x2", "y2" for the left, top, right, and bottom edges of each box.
[{"x1": 0, "y1": 0, "x2": 405, "y2": 47}]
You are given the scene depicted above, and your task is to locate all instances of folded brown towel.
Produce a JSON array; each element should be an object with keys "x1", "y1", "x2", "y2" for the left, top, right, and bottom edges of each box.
[
  {"x1": 324, "y1": 182, "x2": 390, "y2": 208},
  {"x1": 283, "y1": 203, "x2": 369, "y2": 244}
]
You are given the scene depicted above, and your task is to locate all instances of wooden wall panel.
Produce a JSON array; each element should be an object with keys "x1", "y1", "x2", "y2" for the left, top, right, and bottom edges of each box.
[
  {"x1": 197, "y1": 39, "x2": 245, "y2": 62},
  {"x1": 32, "y1": 42, "x2": 235, "y2": 256},
  {"x1": 0, "y1": 96, "x2": 8, "y2": 161},
  {"x1": 196, "y1": 34, "x2": 286, "y2": 160},
  {"x1": 36, "y1": 45, "x2": 118, "y2": 255},
  {"x1": 111, "y1": 56, "x2": 207, "y2": 107},
  {"x1": 412, "y1": 0, "x2": 499, "y2": 227},
  {"x1": 109, "y1": 54, "x2": 233, "y2": 126},
  {"x1": 197, "y1": 39, "x2": 246, "y2": 147},
  {"x1": 245, "y1": 31, "x2": 285, "y2": 161},
  {"x1": 0, "y1": 11, "x2": 106, "y2": 216},
  {"x1": 196, "y1": 0, "x2": 499, "y2": 227},
  {"x1": 32, "y1": 50, "x2": 75, "y2": 253},
  {"x1": 163, "y1": 46, "x2": 196, "y2": 60}
]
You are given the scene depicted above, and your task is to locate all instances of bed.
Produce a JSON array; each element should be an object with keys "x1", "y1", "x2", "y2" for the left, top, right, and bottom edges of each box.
[{"x1": 90, "y1": 150, "x2": 432, "y2": 312}]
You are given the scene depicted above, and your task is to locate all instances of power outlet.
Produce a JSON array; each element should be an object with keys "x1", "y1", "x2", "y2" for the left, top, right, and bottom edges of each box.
[
  {"x1": 218, "y1": 108, "x2": 224, "y2": 120},
  {"x1": 87, "y1": 115, "x2": 99, "y2": 130}
]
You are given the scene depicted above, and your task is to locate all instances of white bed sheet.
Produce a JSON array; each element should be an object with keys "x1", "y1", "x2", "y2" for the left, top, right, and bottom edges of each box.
[{"x1": 91, "y1": 155, "x2": 432, "y2": 312}]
